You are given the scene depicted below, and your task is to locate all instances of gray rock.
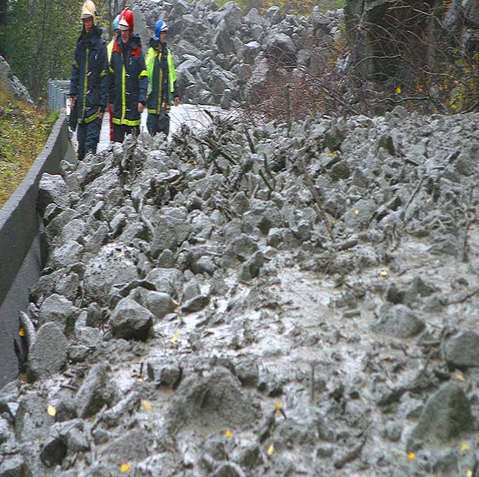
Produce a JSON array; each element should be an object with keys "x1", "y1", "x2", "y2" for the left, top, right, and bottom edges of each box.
[
  {"x1": 110, "y1": 297, "x2": 154, "y2": 341},
  {"x1": 38, "y1": 173, "x2": 68, "y2": 215},
  {"x1": 181, "y1": 294, "x2": 210, "y2": 313},
  {"x1": 372, "y1": 305, "x2": 425, "y2": 338},
  {"x1": 241, "y1": 41, "x2": 261, "y2": 65},
  {"x1": 50, "y1": 240, "x2": 83, "y2": 269},
  {"x1": 28, "y1": 323, "x2": 68, "y2": 380},
  {"x1": 76, "y1": 363, "x2": 114, "y2": 418},
  {"x1": 0, "y1": 418, "x2": 11, "y2": 444},
  {"x1": 226, "y1": 233, "x2": 258, "y2": 261},
  {"x1": 384, "y1": 421, "x2": 402, "y2": 442},
  {"x1": 239, "y1": 251, "x2": 264, "y2": 282},
  {"x1": 15, "y1": 393, "x2": 52, "y2": 442},
  {"x1": 101, "y1": 429, "x2": 151, "y2": 463},
  {"x1": 147, "y1": 359, "x2": 182, "y2": 387},
  {"x1": 83, "y1": 243, "x2": 139, "y2": 305},
  {"x1": 264, "y1": 33, "x2": 297, "y2": 65},
  {"x1": 0, "y1": 454, "x2": 27, "y2": 477},
  {"x1": 0, "y1": 54, "x2": 32, "y2": 102},
  {"x1": 408, "y1": 382, "x2": 473, "y2": 448},
  {"x1": 165, "y1": 367, "x2": 258, "y2": 434},
  {"x1": 329, "y1": 160, "x2": 351, "y2": 181},
  {"x1": 38, "y1": 293, "x2": 76, "y2": 328},
  {"x1": 232, "y1": 443, "x2": 263, "y2": 470},
  {"x1": 40, "y1": 434, "x2": 67, "y2": 467},
  {"x1": 445, "y1": 331, "x2": 479, "y2": 369},
  {"x1": 213, "y1": 462, "x2": 246, "y2": 477},
  {"x1": 146, "y1": 268, "x2": 184, "y2": 299},
  {"x1": 137, "y1": 289, "x2": 177, "y2": 319}
]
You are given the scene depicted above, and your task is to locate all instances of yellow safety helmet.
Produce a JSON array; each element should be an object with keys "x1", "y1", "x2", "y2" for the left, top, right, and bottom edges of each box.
[{"x1": 81, "y1": 0, "x2": 96, "y2": 22}]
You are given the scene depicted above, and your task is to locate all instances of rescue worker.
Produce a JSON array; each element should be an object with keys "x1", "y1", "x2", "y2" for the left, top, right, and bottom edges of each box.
[
  {"x1": 107, "y1": 14, "x2": 120, "y2": 141},
  {"x1": 145, "y1": 19, "x2": 180, "y2": 137},
  {"x1": 69, "y1": 0, "x2": 108, "y2": 160},
  {"x1": 108, "y1": 8, "x2": 148, "y2": 142}
]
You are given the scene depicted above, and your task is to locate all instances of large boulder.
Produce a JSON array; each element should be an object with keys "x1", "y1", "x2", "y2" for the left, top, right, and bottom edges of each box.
[
  {"x1": 83, "y1": 243, "x2": 139, "y2": 305},
  {"x1": 38, "y1": 174, "x2": 69, "y2": 215},
  {"x1": 76, "y1": 363, "x2": 114, "y2": 418},
  {"x1": 28, "y1": 323, "x2": 68, "y2": 380},
  {"x1": 445, "y1": 331, "x2": 479, "y2": 369},
  {"x1": 264, "y1": 33, "x2": 297, "y2": 66},
  {"x1": 110, "y1": 297, "x2": 154, "y2": 341},
  {"x1": 408, "y1": 382, "x2": 474, "y2": 448}
]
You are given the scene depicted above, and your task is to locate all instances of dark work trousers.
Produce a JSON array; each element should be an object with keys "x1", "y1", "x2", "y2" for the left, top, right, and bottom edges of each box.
[
  {"x1": 147, "y1": 112, "x2": 170, "y2": 137},
  {"x1": 113, "y1": 124, "x2": 140, "y2": 143},
  {"x1": 77, "y1": 118, "x2": 101, "y2": 160}
]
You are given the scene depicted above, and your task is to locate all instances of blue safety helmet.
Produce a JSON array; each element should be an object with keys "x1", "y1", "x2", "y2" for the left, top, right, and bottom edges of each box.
[
  {"x1": 153, "y1": 19, "x2": 168, "y2": 41},
  {"x1": 112, "y1": 14, "x2": 120, "y2": 32}
]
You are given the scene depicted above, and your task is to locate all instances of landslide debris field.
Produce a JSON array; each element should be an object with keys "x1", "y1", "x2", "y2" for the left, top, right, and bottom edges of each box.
[{"x1": 1, "y1": 109, "x2": 479, "y2": 477}]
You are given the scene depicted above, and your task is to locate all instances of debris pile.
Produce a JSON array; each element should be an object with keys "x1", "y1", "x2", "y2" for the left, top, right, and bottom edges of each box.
[{"x1": 1, "y1": 108, "x2": 479, "y2": 476}]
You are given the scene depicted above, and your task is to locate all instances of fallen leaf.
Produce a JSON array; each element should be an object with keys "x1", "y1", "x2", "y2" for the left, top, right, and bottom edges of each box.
[
  {"x1": 407, "y1": 451, "x2": 416, "y2": 462},
  {"x1": 171, "y1": 330, "x2": 180, "y2": 345},
  {"x1": 379, "y1": 270, "x2": 389, "y2": 278},
  {"x1": 452, "y1": 370, "x2": 465, "y2": 382},
  {"x1": 353, "y1": 209, "x2": 359, "y2": 216},
  {"x1": 466, "y1": 470, "x2": 473, "y2": 477},
  {"x1": 395, "y1": 86, "x2": 402, "y2": 94},
  {"x1": 18, "y1": 327, "x2": 25, "y2": 337},
  {"x1": 267, "y1": 444, "x2": 275, "y2": 456},
  {"x1": 224, "y1": 429, "x2": 234, "y2": 440},
  {"x1": 459, "y1": 441, "x2": 471, "y2": 455},
  {"x1": 47, "y1": 405, "x2": 57, "y2": 417},
  {"x1": 141, "y1": 400, "x2": 153, "y2": 413},
  {"x1": 274, "y1": 400, "x2": 283, "y2": 417},
  {"x1": 120, "y1": 463, "x2": 131, "y2": 473}
]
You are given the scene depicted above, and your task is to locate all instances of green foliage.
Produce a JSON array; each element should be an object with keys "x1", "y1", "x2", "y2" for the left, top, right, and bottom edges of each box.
[
  {"x1": 0, "y1": 87, "x2": 54, "y2": 206},
  {"x1": 215, "y1": 0, "x2": 344, "y2": 15},
  {"x1": 0, "y1": 0, "x2": 84, "y2": 100}
]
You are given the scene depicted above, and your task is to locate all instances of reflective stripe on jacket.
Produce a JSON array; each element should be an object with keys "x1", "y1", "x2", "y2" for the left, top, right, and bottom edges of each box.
[
  {"x1": 69, "y1": 26, "x2": 108, "y2": 125},
  {"x1": 108, "y1": 35, "x2": 147, "y2": 127},
  {"x1": 145, "y1": 46, "x2": 177, "y2": 114}
]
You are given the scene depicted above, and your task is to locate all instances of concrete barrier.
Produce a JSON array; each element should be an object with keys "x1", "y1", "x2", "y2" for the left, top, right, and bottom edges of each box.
[{"x1": 0, "y1": 111, "x2": 73, "y2": 387}]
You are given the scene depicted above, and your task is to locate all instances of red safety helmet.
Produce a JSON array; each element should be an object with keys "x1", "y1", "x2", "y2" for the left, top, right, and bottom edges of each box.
[{"x1": 119, "y1": 8, "x2": 134, "y2": 32}]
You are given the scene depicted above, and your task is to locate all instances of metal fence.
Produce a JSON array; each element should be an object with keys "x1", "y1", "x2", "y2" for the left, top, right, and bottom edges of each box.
[{"x1": 47, "y1": 80, "x2": 70, "y2": 112}]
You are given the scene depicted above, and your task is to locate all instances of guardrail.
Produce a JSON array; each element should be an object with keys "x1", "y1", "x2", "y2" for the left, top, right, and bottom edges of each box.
[
  {"x1": 48, "y1": 80, "x2": 70, "y2": 112},
  {"x1": 0, "y1": 110, "x2": 73, "y2": 387}
]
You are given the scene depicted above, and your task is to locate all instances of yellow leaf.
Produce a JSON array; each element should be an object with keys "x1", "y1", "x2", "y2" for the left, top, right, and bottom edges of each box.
[
  {"x1": 120, "y1": 463, "x2": 131, "y2": 473},
  {"x1": 407, "y1": 451, "x2": 416, "y2": 462},
  {"x1": 395, "y1": 86, "x2": 402, "y2": 94},
  {"x1": 141, "y1": 400, "x2": 153, "y2": 412},
  {"x1": 452, "y1": 370, "x2": 465, "y2": 382},
  {"x1": 466, "y1": 470, "x2": 473, "y2": 477},
  {"x1": 274, "y1": 400, "x2": 283, "y2": 417},
  {"x1": 171, "y1": 330, "x2": 180, "y2": 345},
  {"x1": 224, "y1": 429, "x2": 234, "y2": 440},
  {"x1": 267, "y1": 444, "x2": 275, "y2": 456},
  {"x1": 379, "y1": 270, "x2": 389, "y2": 278},
  {"x1": 47, "y1": 405, "x2": 57, "y2": 417},
  {"x1": 460, "y1": 441, "x2": 471, "y2": 455},
  {"x1": 19, "y1": 327, "x2": 25, "y2": 337}
]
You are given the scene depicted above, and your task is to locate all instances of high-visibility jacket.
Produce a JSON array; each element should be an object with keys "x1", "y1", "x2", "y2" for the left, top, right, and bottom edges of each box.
[
  {"x1": 69, "y1": 26, "x2": 108, "y2": 125},
  {"x1": 145, "y1": 44, "x2": 177, "y2": 114},
  {"x1": 107, "y1": 38, "x2": 115, "y2": 62},
  {"x1": 108, "y1": 35, "x2": 148, "y2": 127}
]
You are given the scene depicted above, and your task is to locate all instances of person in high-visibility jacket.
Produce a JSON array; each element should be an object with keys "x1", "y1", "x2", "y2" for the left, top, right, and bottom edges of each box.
[
  {"x1": 145, "y1": 20, "x2": 180, "y2": 137},
  {"x1": 69, "y1": 0, "x2": 108, "y2": 160},
  {"x1": 107, "y1": 14, "x2": 120, "y2": 142},
  {"x1": 108, "y1": 8, "x2": 148, "y2": 142}
]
